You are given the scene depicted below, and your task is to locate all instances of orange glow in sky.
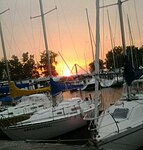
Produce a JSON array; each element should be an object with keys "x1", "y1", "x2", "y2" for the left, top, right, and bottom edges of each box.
[
  {"x1": 0, "y1": 0, "x2": 143, "y2": 77},
  {"x1": 63, "y1": 69, "x2": 71, "y2": 77}
]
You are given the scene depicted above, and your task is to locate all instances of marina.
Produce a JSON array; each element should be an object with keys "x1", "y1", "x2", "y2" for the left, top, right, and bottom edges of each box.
[
  {"x1": 0, "y1": 0, "x2": 143, "y2": 149},
  {"x1": 0, "y1": 87, "x2": 123, "y2": 149}
]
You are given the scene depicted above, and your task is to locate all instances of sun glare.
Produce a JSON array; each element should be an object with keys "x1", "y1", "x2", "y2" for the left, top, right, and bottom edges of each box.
[{"x1": 63, "y1": 69, "x2": 71, "y2": 77}]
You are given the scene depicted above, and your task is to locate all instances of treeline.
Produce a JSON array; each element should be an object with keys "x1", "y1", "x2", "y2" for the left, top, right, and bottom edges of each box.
[
  {"x1": 89, "y1": 45, "x2": 143, "y2": 73},
  {"x1": 1, "y1": 45, "x2": 143, "y2": 81},
  {"x1": 0, "y1": 51, "x2": 58, "y2": 81}
]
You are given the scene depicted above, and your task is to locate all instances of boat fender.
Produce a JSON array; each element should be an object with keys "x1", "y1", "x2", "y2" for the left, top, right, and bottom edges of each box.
[{"x1": 85, "y1": 97, "x2": 89, "y2": 101}]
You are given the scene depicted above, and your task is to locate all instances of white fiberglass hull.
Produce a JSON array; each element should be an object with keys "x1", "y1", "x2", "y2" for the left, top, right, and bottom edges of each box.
[
  {"x1": 96, "y1": 91, "x2": 143, "y2": 150},
  {"x1": 2, "y1": 113, "x2": 88, "y2": 140},
  {"x1": 97, "y1": 123, "x2": 143, "y2": 150},
  {"x1": 80, "y1": 78, "x2": 95, "y2": 91},
  {"x1": 100, "y1": 76, "x2": 123, "y2": 88}
]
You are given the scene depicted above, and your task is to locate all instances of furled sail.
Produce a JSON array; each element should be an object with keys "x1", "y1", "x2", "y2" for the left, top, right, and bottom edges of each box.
[{"x1": 9, "y1": 81, "x2": 50, "y2": 98}]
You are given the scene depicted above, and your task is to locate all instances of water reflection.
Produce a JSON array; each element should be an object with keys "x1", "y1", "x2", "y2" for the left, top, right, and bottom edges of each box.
[{"x1": 63, "y1": 87, "x2": 123, "y2": 110}]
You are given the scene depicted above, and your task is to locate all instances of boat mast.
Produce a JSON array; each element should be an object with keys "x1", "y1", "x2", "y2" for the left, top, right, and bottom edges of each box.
[
  {"x1": 127, "y1": 14, "x2": 134, "y2": 68},
  {"x1": 31, "y1": 0, "x2": 57, "y2": 77},
  {"x1": 117, "y1": 0, "x2": 126, "y2": 56},
  {"x1": 39, "y1": 0, "x2": 52, "y2": 76},
  {"x1": 0, "y1": 9, "x2": 10, "y2": 81},
  {"x1": 94, "y1": 0, "x2": 100, "y2": 125}
]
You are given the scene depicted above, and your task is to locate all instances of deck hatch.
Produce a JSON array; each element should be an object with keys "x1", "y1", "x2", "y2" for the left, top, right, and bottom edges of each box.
[{"x1": 113, "y1": 108, "x2": 129, "y2": 119}]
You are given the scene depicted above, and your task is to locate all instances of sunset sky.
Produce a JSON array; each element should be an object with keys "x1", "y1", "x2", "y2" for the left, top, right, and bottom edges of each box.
[{"x1": 0, "y1": 0, "x2": 143, "y2": 76}]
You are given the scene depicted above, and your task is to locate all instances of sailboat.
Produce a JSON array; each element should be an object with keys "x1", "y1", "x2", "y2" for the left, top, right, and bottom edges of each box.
[
  {"x1": 80, "y1": 9, "x2": 96, "y2": 91},
  {"x1": 0, "y1": 13, "x2": 54, "y2": 139},
  {"x1": 0, "y1": 64, "x2": 95, "y2": 141},
  {"x1": 99, "y1": 9, "x2": 124, "y2": 88},
  {"x1": 100, "y1": 72, "x2": 124, "y2": 88},
  {"x1": 89, "y1": 0, "x2": 143, "y2": 149},
  {"x1": 0, "y1": 17, "x2": 53, "y2": 138},
  {"x1": 1, "y1": 91, "x2": 95, "y2": 140},
  {"x1": 0, "y1": 0, "x2": 97, "y2": 140}
]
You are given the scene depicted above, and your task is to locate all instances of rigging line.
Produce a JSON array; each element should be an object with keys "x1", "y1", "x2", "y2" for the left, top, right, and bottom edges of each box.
[
  {"x1": 30, "y1": 0, "x2": 37, "y2": 61},
  {"x1": 5, "y1": 0, "x2": 21, "y2": 58},
  {"x1": 115, "y1": 6, "x2": 122, "y2": 48},
  {"x1": 58, "y1": 1, "x2": 79, "y2": 63},
  {"x1": 107, "y1": 9, "x2": 116, "y2": 69},
  {"x1": 102, "y1": 0, "x2": 104, "y2": 62},
  {"x1": 53, "y1": 0, "x2": 64, "y2": 74},
  {"x1": 113, "y1": 9, "x2": 118, "y2": 47},
  {"x1": 8, "y1": 0, "x2": 17, "y2": 51},
  {"x1": 54, "y1": 0, "x2": 62, "y2": 52},
  {"x1": 1, "y1": 16, "x2": 21, "y2": 60},
  {"x1": 34, "y1": 3, "x2": 57, "y2": 54},
  {"x1": 126, "y1": 0, "x2": 135, "y2": 44},
  {"x1": 38, "y1": 18, "x2": 43, "y2": 58},
  {"x1": 133, "y1": 0, "x2": 142, "y2": 46},
  {"x1": 16, "y1": 1, "x2": 34, "y2": 54},
  {"x1": 84, "y1": 52, "x2": 88, "y2": 73},
  {"x1": 86, "y1": 8, "x2": 94, "y2": 62},
  {"x1": 58, "y1": 51, "x2": 73, "y2": 74},
  {"x1": 122, "y1": 7, "x2": 128, "y2": 45},
  {"x1": 127, "y1": 14, "x2": 134, "y2": 68}
]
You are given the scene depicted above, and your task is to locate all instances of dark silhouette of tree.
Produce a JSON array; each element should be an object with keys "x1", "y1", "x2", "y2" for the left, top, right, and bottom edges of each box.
[
  {"x1": 105, "y1": 46, "x2": 124, "y2": 69},
  {"x1": 9, "y1": 55, "x2": 23, "y2": 80},
  {"x1": 89, "y1": 59, "x2": 105, "y2": 73},
  {"x1": 139, "y1": 45, "x2": 143, "y2": 67},
  {"x1": 21, "y1": 52, "x2": 36, "y2": 79},
  {"x1": 39, "y1": 50, "x2": 58, "y2": 76},
  {"x1": 0, "y1": 50, "x2": 59, "y2": 81},
  {"x1": 0, "y1": 59, "x2": 7, "y2": 80},
  {"x1": 88, "y1": 45, "x2": 143, "y2": 73}
]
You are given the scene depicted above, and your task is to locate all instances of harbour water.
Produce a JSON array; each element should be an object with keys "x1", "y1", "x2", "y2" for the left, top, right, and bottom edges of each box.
[
  {"x1": 63, "y1": 86, "x2": 123, "y2": 109},
  {"x1": 0, "y1": 87, "x2": 123, "y2": 149}
]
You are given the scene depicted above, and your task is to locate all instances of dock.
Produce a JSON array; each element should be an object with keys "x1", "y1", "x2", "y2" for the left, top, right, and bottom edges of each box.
[{"x1": 0, "y1": 140, "x2": 96, "y2": 150}]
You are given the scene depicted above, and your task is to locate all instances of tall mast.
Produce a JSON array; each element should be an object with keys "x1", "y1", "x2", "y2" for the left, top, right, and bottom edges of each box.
[
  {"x1": 0, "y1": 9, "x2": 10, "y2": 81},
  {"x1": 94, "y1": 0, "x2": 100, "y2": 125},
  {"x1": 118, "y1": 0, "x2": 126, "y2": 55},
  {"x1": 127, "y1": 14, "x2": 134, "y2": 68},
  {"x1": 39, "y1": 0, "x2": 52, "y2": 76},
  {"x1": 0, "y1": 22, "x2": 10, "y2": 81},
  {"x1": 31, "y1": 0, "x2": 57, "y2": 77}
]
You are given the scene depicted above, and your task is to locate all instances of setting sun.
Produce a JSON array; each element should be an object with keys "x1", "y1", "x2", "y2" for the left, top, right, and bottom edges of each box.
[{"x1": 63, "y1": 69, "x2": 71, "y2": 77}]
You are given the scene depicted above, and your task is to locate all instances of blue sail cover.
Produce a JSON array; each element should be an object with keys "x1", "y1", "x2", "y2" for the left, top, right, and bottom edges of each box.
[
  {"x1": 0, "y1": 96, "x2": 12, "y2": 102},
  {"x1": 0, "y1": 86, "x2": 9, "y2": 94},
  {"x1": 123, "y1": 56, "x2": 143, "y2": 86},
  {"x1": 0, "y1": 83, "x2": 29, "y2": 95},
  {"x1": 123, "y1": 56, "x2": 135, "y2": 86},
  {"x1": 50, "y1": 78, "x2": 62, "y2": 96}
]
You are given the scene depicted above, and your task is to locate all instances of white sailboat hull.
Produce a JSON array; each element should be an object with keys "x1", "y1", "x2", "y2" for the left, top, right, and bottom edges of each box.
[
  {"x1": 2, "y1": 99, "x2": 95, "y2": 140},
  {"x1": 2, "y1": 113, "x2": 88, "y2": 140},
  {"x1": 81, "y1": 78, "x2": 95, "y2": 91},
  {"x1": 100, "y1": 76, "x2": 124, "y2": 88},
  {"x1": 97, "y1": 123, "x2": 143, "y2": 150},
  {"x1": 96, "y1": 90, "x2": 143, "y2": 150}
]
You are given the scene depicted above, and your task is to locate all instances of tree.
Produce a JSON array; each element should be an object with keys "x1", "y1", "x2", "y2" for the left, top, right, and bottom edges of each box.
[
  {"x1": 0, "y1": 59, "x2": 7, "y2": 80},
  {"x1": 9, "y1": 55, "x2": 23, "y2": 80},
  {"x1": 139, "y1": 45, "x2": 143, "y2": 67},
  {"x1": 39, "y1": 50, "x2": 58, "y2": 76},
  {"x1": 89, "y1": 59, "x2": 105, "y2": 73},
  {"x1": 105, "y1": 46, "x2": 124, "y2": 69},
  {"x1": 21, "y1": 52, "x2": 36, "y2": 79}
]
